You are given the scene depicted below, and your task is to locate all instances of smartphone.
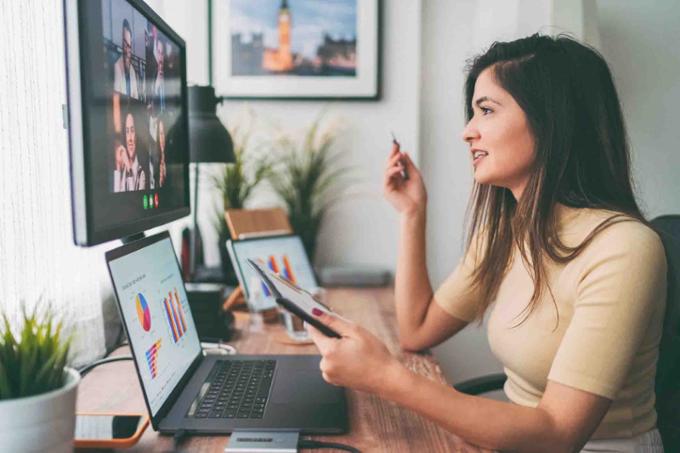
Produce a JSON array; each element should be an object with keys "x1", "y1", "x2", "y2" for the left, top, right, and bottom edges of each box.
[
  {"x1": 74, "y1": 413, "x2": 148, "y2": 449},
  {"x1": 247, "y1": 259, "x2": 341, "y2": 338},
  {"x1": 390, "y1": 131, "x2": 409, "y2": 180}
]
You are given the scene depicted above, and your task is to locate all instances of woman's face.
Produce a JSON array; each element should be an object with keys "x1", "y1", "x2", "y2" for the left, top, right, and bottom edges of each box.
[
  {"x1": 125, "y1": 113, "x2": 136, "y2": 160},
  {"x1": 462, "y1": 67, "x2": 536, "y2": 199}
]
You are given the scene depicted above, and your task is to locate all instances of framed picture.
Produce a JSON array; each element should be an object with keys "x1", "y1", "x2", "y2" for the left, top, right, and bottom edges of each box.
[{"x1": 211, "y1": 0, "x2": 381, "y2": 100}]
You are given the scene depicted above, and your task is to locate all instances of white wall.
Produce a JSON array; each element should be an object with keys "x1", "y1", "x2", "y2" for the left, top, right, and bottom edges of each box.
[
  {"x1": 420, "y1": 0, "x2": 500, "y2": 383},
  {"x1": 597, "y1": 0, "x2": 680, "y2": 217},
  {"x1": 158, "y1": 0, "x2": 422, "y2": 270}
]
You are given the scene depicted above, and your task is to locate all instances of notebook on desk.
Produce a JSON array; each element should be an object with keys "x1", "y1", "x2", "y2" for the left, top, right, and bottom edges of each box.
[{"x1": 105, "y1": 231, "x2": 347, "y2": 434}]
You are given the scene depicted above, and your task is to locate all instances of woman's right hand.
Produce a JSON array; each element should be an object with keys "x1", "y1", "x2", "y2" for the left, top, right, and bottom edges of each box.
[{"x1": 383, "y1": 141, "x2": 427, "y2": 216}]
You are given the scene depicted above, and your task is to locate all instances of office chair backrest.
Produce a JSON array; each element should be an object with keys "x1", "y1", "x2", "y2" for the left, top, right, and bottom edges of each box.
[{"x1": 651, "y1": 215, "x2": 680, "y2": 451}]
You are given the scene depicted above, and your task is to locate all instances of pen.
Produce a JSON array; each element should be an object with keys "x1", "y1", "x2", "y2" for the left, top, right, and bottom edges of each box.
[{"x1": 390, "y1": 131, "x2": 409, "y2": 180}]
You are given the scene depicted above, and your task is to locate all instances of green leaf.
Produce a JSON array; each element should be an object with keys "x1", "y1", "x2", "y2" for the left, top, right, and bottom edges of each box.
[
  {"x1": 265, "y1": 114, "x2": 354, "y2": 261},
  {"x1": 0, "y1": 303, "x2": 72, "y2": 400}
]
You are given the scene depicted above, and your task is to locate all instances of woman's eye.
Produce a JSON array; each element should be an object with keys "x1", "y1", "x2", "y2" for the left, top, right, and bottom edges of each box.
[{"x1": 481, "y1": 107, "x2": 492, "y2": 115}]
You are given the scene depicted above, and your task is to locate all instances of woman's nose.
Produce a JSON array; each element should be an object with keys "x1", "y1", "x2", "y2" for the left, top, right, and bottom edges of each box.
[{"x1": 461, "y1": 120, "x2": 479, "y2": 144}]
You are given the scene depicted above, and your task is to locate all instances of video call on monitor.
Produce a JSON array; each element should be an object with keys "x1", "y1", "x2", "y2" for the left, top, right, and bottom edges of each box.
[{"x1": 67, "y1": 0, "x2": 189, "y2": 245}]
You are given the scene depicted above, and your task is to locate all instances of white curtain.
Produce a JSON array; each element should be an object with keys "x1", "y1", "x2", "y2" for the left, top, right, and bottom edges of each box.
[{"x1": 0, "y1": 0, "x2": 114, "y2": 366}]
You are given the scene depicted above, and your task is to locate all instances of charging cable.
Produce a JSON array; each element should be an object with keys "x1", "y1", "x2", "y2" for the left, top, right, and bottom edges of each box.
[
  {"x1": 77, "y1": 355, "x2": 133, "y2": 377},
  {"x1": 201, "y1": 341, "x2": 237, "y2": 355},
  {"x1": 78, "y1": 341, "x2": 236, "y2": 377}
]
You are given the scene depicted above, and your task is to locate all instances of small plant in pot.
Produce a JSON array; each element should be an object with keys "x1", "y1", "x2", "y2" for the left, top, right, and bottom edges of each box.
[
  {"x1": 267, "y1": 114, "x2": 350, "y2": 264},
  {"x1": 0, "y1": 306, "x2": 78, "y2": 452},
  {"x1": 211, "y1": 118, "x2": 270, "y2": 284}
]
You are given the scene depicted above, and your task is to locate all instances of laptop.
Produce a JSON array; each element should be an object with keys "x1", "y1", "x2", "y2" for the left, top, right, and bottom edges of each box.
[{"x1": 105, "y1": 231, "x2": 348, "y2": 434}]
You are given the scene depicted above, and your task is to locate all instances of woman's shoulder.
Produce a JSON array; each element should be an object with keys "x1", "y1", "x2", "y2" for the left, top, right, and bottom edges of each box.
[
  {"x1": 560, "y1": 206, "x2": 664, "y2": 262},
  {"x1": 559, "y1": 205, "x2": 655, "y2": 239}
]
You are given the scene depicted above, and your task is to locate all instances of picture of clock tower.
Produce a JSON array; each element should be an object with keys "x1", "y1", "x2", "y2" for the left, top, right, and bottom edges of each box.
[
  {"x1": 263, "y1": 0, "x2": 294, "y2": 72},
  {"x1": 277, "y1": 0, "x2": 293, "y2": 69},
  {"x1": 231, "y1": 0, "x2": 358, "y2": 77}
]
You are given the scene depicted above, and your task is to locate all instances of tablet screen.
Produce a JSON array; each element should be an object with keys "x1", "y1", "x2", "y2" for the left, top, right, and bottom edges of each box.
[
  {"x1": 249, "y1": 259, "x2": 332, "y2": 317},
  {"x1": 228, "y1": 235, "x2": 317, "y2": 311}
]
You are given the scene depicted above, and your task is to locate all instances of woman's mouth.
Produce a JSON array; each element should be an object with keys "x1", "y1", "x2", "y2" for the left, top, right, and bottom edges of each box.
[{"x1": 472, "y1": 150, "x2": 488, "y2": 166}]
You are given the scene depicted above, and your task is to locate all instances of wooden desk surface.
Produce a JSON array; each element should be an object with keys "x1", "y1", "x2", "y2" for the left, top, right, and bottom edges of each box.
[{"x1": 77, "y1": 287, "x2": 488, "y2": 452}]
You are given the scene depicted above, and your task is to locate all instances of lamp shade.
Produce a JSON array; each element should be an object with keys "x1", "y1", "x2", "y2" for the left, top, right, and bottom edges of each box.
[{"x1": 188, "y1": 85, "x2": 235, "y2": 163}]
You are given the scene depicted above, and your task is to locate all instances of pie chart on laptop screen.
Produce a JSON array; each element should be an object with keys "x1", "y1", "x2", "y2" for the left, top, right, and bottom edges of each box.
[{"x1": 136, "y1": 293, "x2": 152, "y2": 331}]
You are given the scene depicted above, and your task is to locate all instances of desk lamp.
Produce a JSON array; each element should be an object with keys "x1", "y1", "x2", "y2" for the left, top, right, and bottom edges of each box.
[{"x1": 188, "y1": 85, "x2": 235, "y2": 281}]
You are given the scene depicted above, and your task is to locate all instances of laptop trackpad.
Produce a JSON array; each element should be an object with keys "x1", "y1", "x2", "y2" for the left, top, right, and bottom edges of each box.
[{"x1": 271, "y1": 372, "x2": 340, "y2": 404}]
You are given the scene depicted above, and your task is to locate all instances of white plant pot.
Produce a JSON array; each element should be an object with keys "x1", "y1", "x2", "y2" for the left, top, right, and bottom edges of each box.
[{"x1": 0, "y1": 367, "x2": 80, "y2": 453}]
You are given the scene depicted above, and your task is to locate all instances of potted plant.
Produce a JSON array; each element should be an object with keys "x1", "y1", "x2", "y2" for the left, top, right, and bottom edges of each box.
[
  {"x1": 211, "y1": 117, "x2": 270, "y2": 283},
  {"x1": 267, "y1": 114, "x2": 350, "y2": 264},
  {"x1": 0, "y1": 307, "x2": 78, "y2": 452}
]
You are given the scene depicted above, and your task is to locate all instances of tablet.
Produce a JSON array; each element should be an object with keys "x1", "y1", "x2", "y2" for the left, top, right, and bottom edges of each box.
[
  {"x1": 247, "y1": 259, "x2": 341, "y2": 338},
  {"x1": 226, "y1": 235, "x2": 318, "y2": 311}
]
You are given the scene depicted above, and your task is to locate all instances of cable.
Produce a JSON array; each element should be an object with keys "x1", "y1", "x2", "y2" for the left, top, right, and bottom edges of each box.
[
  {"x1": 172, "y1": 429, "x2": 188, "y2": 452},
  {"x1": 77, "y1": 355, "x2": 133, "y2": 377},
  {"x1": 201, "y1": 341, "x2": 237, "y2": 355},
  {"x1": 299, "y1": 439, "x2": 361, "y2": 453}
]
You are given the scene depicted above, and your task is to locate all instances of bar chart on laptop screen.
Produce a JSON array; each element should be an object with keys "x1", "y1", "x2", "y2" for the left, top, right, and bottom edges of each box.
[{"x1": 162, "y1": 287, "x2": 189, "y2": 343}]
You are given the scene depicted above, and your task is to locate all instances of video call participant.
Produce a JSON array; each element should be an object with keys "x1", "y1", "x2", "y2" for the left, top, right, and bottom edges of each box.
[
  {"x1": 153, "y1": 39, "x2": 166, "y2": 112},
  {"x1": 114, "y1": 111, "x2": 147, "y2": 192},
  {"x1": 149, "y1": 118, "x2": 167, "y2": 190},
  {"x1": 113, "y1": 19, "x2": 139, "y2": 99},
  {"x1": 144, "y1": 24, "x2": 158, "y2": 103}
]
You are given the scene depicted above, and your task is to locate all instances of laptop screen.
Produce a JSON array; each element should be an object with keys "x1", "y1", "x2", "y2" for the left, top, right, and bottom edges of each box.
[
  {"x1": 107, "y1": 234, "x2": 201, "y2": 416},
  {"x1": 228, "y1": 235, "x2": 318, "y2": 311}
]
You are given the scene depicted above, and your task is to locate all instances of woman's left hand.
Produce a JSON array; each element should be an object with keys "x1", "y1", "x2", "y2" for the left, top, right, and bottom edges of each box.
[{"x1": 307, "y1": 310, "x2": 405, "y2": 395}]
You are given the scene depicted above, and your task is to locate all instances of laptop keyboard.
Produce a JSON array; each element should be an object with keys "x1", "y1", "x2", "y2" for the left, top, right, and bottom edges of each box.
[{"x1": 192, "y1": 360, "x2": 276, "y2": 419}]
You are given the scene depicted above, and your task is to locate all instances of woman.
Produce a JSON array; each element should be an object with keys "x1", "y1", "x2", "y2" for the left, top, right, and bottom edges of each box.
[
  {"x1": 157, "y1": 118, "x2": 167, "y2": 188},
  {"x1": 307, "y1": 35, "x2": 666, "y2": 452},
  {"x1": 114, "y1": 111, "x2": 147, "y2": 192},
  {"x1": 149, "y1": 117, "x2": 167, "y2": 189}
]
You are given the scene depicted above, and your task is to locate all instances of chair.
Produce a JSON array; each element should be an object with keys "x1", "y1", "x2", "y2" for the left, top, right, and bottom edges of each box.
[
  {"x1": 453, "y1": 215, "x2": 680, "y2": 451},
  {"x1": 650, "y1": 215, "x2": 680, "y2": 450}
]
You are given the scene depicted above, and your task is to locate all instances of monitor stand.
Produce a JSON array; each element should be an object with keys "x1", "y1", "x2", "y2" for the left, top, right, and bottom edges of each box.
[{"x1": 121, "y1": 232, "x2": 145, "y2": 245}]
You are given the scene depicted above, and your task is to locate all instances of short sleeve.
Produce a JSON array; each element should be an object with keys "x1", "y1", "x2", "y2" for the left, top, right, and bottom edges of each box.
[
  {"x1": 434, "y1": 235, "x2": 485, "y2": 323},
  {"x1": 548, "y1": 222, "x2": 667, "y2": 399}
]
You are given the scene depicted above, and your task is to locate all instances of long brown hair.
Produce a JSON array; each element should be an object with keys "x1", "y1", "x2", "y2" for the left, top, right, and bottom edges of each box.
[{"x1": 464, "y1": 34, "x2": 648, "y2": 325}]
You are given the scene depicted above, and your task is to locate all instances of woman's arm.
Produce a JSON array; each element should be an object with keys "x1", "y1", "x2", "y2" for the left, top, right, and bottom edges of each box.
[
  {"x1": 386, "y1": 151, "x2": 469, "y2": 350},
  {"x1": 384, "y1": 364, "x2": 610, "y2": 453},
  {"x1": 309, "y1": 313, "x2": 611, "y2": 453},
  {"x1": 396, "y1": 211, "x2": 468, "y2": 350}
]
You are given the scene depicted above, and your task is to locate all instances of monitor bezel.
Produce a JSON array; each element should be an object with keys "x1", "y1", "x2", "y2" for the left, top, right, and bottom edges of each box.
[{"x1": 63, "y1": 0, "x2": 191, "y2": 246}]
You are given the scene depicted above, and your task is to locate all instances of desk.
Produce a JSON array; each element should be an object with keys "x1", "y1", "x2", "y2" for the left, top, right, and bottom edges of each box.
[{"x1": 77, "y1": 287, "x2": 489, "y2": 452}]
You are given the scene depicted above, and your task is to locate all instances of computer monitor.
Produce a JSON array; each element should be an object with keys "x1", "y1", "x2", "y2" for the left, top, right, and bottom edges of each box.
[{"x1": 63, "y1": 0, "x2": 190, "y2": 246}]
